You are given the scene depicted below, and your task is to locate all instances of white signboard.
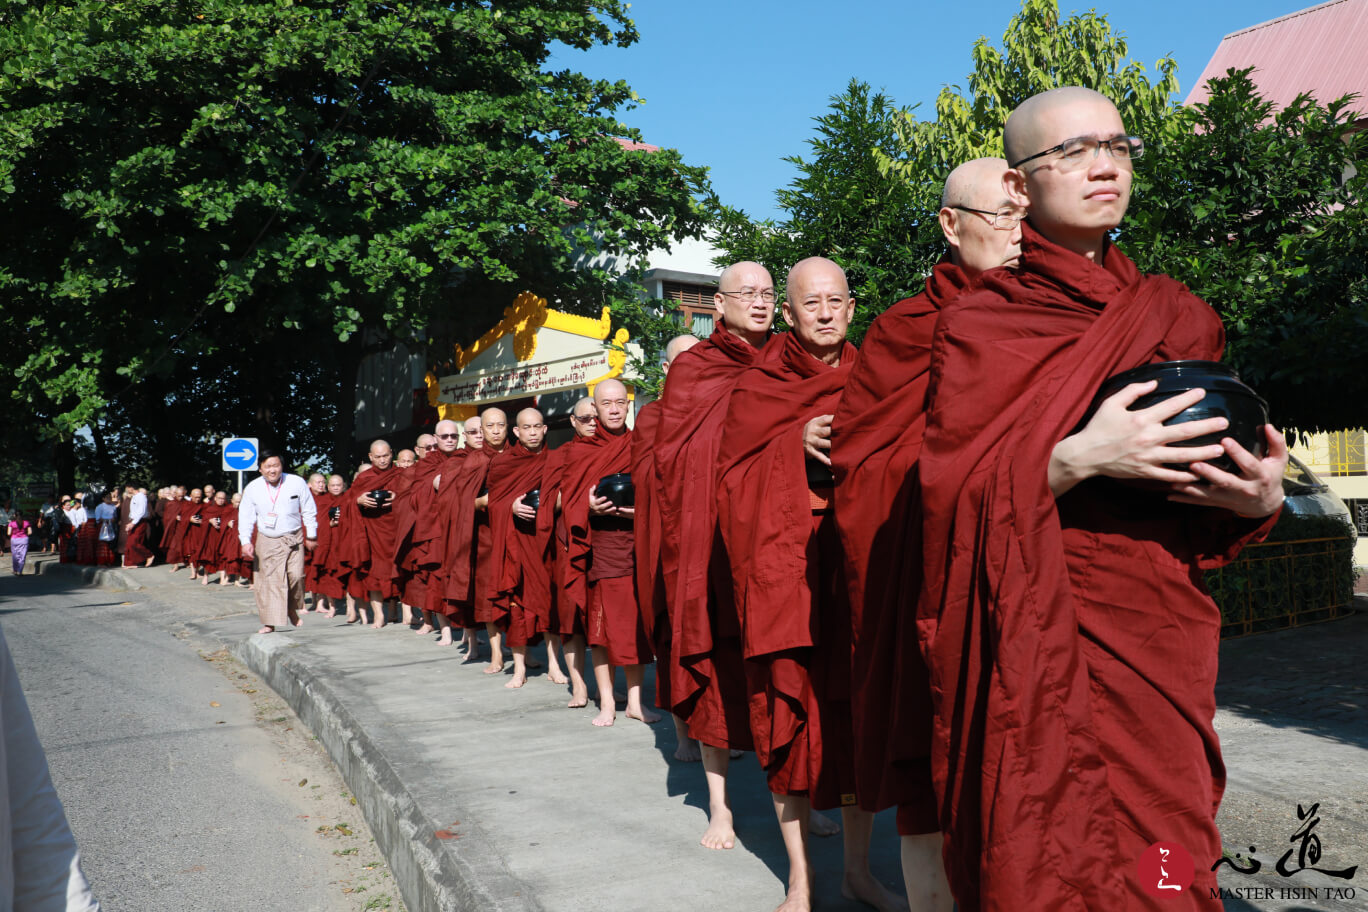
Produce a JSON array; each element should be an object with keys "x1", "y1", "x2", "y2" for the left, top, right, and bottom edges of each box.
[{"x1": 438, "y1": 351, "x2": 613, "y2": 406}]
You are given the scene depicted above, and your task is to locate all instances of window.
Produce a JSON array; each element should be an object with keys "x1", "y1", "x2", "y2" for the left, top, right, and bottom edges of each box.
[{"x1": 1328, "y1": 430, "x2": 1366, "y2": 476}]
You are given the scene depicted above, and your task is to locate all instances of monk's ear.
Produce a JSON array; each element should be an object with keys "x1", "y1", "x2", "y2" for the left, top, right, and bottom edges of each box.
[
  {"x1": 780, "y1": 297, "x2": 795, "y2": 327},
  {"x1": 1003, "y1": 168, "x2": 1030, "y2": 209},
  {"x1": 938, "y1": 207, "x2": 962, "y2": 253},
  {"x1": 713, "y1": 291, "x2": 727, "y2": 323}
]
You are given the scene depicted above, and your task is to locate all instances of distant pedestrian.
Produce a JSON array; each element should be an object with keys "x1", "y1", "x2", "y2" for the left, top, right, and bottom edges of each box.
[
  {"x1": 239, "y1": 450, "x2": 318, "y2": 634},
  {"x1": 6, "y1": 513, "x2": 30, "y2": 575},
  {"x1": 93, "y1": 490, "x2": 119, "y2": 566}
]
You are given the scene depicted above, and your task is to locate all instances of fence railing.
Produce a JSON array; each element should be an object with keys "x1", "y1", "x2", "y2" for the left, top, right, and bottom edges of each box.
[{"x1": 1206, "y1": 535, "x2": 1356, "y2": 638}]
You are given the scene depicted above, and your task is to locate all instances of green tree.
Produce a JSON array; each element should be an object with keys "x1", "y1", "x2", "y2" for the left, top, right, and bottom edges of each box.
[
  {"x1": 1124, "y1": 69, "x2": 1368, "y2": 433},
  {"x1": 0, "y1": 0, "x2": 707, "y2": 483}
]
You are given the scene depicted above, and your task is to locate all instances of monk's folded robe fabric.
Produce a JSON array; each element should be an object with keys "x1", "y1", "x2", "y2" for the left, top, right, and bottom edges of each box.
[
  {"x1": 918, "y1": 223, "x2": 1279, "y2": 912},
  {"x1": 536, "y1": 436, "x2": 588, "y2": 638},
  {"x1": 632, "y1": 401, "x2": 670, "y2": 705},
  {"x1": 343, "y1": 462, "x2": 403, "y2": 599},
  {"x1": 488, "y1": 440, "x2": 548, "y2": 647},
  {"x1": 441, "y1": 447, "x2": 494, "y2": 627},
  {"x1": 395, "y1": 450, "x2": 462, "y2": 613},
  {"x1": 653, "y1": 327, "x2": 769, "y2": 749},
  {"x1": 718, "y1": 331, "x2": 856, "y2": 807},
  {"x1": 830, "y1": 259, "x2": 970, "y2": 831}
]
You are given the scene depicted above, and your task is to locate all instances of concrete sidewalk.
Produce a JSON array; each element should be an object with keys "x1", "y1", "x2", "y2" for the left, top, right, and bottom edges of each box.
[{"x1": 28, "y1": 554, "x2": 1368, "y2": 911}]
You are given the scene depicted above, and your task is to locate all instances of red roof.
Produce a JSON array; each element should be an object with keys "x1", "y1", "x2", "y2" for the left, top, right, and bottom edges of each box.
[
  {"x1": 612, "y1": 137, "x2": 661, "y2": 153},
  {"x1": 1184, "y1": 0, "x2": 1368, "y2": 115}
]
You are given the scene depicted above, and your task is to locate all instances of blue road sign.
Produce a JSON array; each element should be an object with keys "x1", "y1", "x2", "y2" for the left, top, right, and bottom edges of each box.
[{"x1": 221, "y1": 437, "x2": 259, "y2": 472}]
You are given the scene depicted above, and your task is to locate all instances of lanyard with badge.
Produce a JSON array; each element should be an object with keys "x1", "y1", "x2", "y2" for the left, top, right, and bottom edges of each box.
[{"x1": 263, "y1": 479, "x2": 283, "y2": 530}]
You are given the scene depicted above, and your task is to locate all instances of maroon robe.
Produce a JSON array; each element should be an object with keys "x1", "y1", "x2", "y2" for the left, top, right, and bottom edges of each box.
[
  {"x1": 181, "y1": 499, "x2": 209, "y2": 566},
  {"x1": 343, "y1": 464, "x2": 403, "y2": 599},
  {"x1": 488, "y1": 441, "x2": 549, "y2": 647},
  {"x1": 717, "y1": 332, "x2": 857, "y2": 807},
  {"x1": 536, "y1": 436, "x2": 589, "y2": 638},
  {"x1": 918, "y1": 224, "x2": 1279, "y2": 911},
  {"x1": 829, "y1": 260, "x2": 969, "y2": 831},
  {"x1": 394, "y1": 451, "x2": 461, "y2": 611},
  {"x1": 653, "y1": 327, "x2": 769, "y2": 750},
  {"x1": 632, "y1": 402, "x2": 669, "y2": 705},
  {"x1": 441, "y1": 447, "x2": 496, "y2": 625}
]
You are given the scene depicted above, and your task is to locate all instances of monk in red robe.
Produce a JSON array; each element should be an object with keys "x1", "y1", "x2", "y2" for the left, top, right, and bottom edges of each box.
[
  {"x1": 388, "y1": 448, "x2": 420, "y2": 624},
  {"x1": 400, "y1": 423, "x2": 464, "y2": 645},
  {"x1": 831, "y1": 158, "x2": 1023, "y2": 909},
  {"x1": 391, "y1": 434, "x2": 435, "y2": 621},
  {"x1": 718, "y1": 257, "x2": 905, "y2": 912},
  {"x1": 432, "y1": 417, "x2": 485, "y2": 657},
  {"x1": 304, "y1": 474, "x2": 329, "y2": 608},
  {"x1": 653, "y1": 261, "x2": 773, "y2": 850},
  {"x1": 919, "y1": 87, "x2": 1287, "y2": 911},
  {"x1": 442, "y1": 411, "x2": 509, "y2": 666},
  {"x1": 346, "y1": 439, "x2": 403, "y2": 629},
  {"x1": 556, "y1": 380, "x2": 660, "y2": 727},
  {"x1": 216, "y1": 492, "x2": 246, "y2": 586},
  {"x1": 488, "y1": 408, "x2": 551, "y2": 688},
  {"x1": 470, "y1": 408, "x2": 512, "y2": 671},
  {"x1": 162, "y1": 486, "x2": 187, "y2": 570},
  {"x1": 538, "y1": 398, "x2": 597, "y2": 703},
  {"x1": 198, "y1": 490, "x2": 230, "y2": 584},
  {"x1": 635, "y1": 334, "x2": 701, "y2": 759},
  {"x1": 314, "y1": 474, "x2": 349, "y2": 606},
  {"x1": 181, "y1": 488, "x2": 209, "y2": 580}
]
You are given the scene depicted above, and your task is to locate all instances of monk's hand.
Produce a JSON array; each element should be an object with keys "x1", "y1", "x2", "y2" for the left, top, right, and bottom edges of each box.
[
  {"x1": 803, "y1": 414, "x2": 835, "y2": 466},
  {"x1": 512, "y1": 494, "x2": 536, "y2": 522},
  {"x1": 329, "y1": 517, "x2": 339, "y2": 527},
  {"x1": 433, "y1": 474, "x2": 442, "y2": 491},
  {"x1": 1166, "y1": 425, "x2": 1288, "y2": 517},
  {"x1": 589, "y1": 490, "x2": 617, "y2": 516},
  {"x1": 357, "y1": 492, "x2": 377, "y2": 508},
  {"x1": 1048, "y1": 381, "x2": 1229, "y2": 497}
]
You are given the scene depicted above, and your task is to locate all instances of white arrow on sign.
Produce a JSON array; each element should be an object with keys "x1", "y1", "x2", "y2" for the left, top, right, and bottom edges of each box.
[{"x1": 221, "y1": 437, "x2": 259, "y2": 472}]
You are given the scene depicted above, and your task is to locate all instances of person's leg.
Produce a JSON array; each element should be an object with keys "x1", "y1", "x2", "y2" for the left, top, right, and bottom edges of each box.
[
  {"x1": 563, "y1": 634, "x2": 588, "y2": 707},
  {"x1": 506, "y1": 645, "x2": 528, "y2": 689},
  {"x1": 699, "y1": 744, "x2": 735, "y2": 850},
  {"x1": 543, "y1": 632, "x2": 569, "y2": 685},
  {"x1": 900, "y1": 833, "x2": 953, "y2": 912},
  {"x1": 434, "y1": 612, "x2": 454, "y2": 645},
  {"x1": 772, "y1": 793, "x2": 813, "y2": 912},
  {"x1": 624, "y1": 664, "x2": 661, "y2": 723},
  {"x1": 840, "y1": 807, "x2": 908, "y2": 911},
  {"x1": 460, "y1": 625, "x2": 482, "y2": 664},
  {"x1": 368, "y1": 591, "x2": 385, "y2": 629},
  {"x1": 672, "y1": 714, "x2": 701, "y2": 762},
  {"x1": 345, "y1": 593, "x2": 359, "y2": 623},
  {"x1": 483, "y1": 622, "x2": 505, "y2": 674},
  {"x1": 417, "y1": 608, "x2": 435, "y2": 635},
  {"x1": 590, "y1": 651, "x2": 616, "y2": 726}
]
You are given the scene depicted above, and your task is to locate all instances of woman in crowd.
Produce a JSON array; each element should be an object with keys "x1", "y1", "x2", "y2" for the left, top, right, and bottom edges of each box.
[
  {"x1": 60, "y1": 495, "x2": 84, "y2": 563},
  {"x1": 92, "y1": 490, "x2": 119, "y2": 566},
  {"x1": 6, "y1": 511, "x2": 31, "y2": 575}
]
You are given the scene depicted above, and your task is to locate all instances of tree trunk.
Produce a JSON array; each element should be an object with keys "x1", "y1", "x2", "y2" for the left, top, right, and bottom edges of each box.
[
  {"x1": 332, "y1": 336, "x2": 362, "y2": 475},
  {"x1": 54, "y1": 431, "x2": 76, "y2": 496},
  {"x1": 89, "y1": 421, "x2": 116, "y2": 489}
]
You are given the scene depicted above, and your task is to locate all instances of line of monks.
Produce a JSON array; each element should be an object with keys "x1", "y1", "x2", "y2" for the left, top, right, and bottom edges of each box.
[
  {"x1": 158, "y1": 487, "x2": 254, "y2": 587},
  {"x1": 166, "y1": 89, "x2": 1289, "y2": 912}
]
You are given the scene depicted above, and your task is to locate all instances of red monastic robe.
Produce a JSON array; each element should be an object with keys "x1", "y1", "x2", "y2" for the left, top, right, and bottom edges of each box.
[
  {"x1": 441, "y1": 447, "x2": 495, "y2": 626},
  {"x1": 216, "y1": 504, "x2": 243, "y2": 574},
  {"x1": 631, "y1": 401, "x2": 668, "y2": 703},
  {"x1": 181, "y1": 499, "x2": 209, "y2": 565},
  {"x1": 488, "y1": 441, "x2": 549, "y2": 647},
  {"x1": 198, "y1": 502, "x2": 227, "y2": 572},
  {"x1": 653, "y1": 327, "x2": 768, "y2": 749},
  {"x1": 312, "y1": 492, "x2": 345, "y2": 599},
  {"x1": 536, "y1": 436, "x2": 589, "y2": 638},
  {"x1": 717, "y1": 332, "x2": 857, "y2": 807},
  {"x1": 829, "y1": 260, "x2": 969, "y2": 831},
  {"x1": 560, "y1": 424, "x2": 650, "y2": 665},
  {"x1": 394, "y1": 451, "x2": 461, "y2": 612},
  {"x1": 918, "y1": 224, "x2": 1279, "y2": 911},
  {"x1": 160, "y1": 499, "x2": 185, "y2": 559},
  {"x1": 343, "y1": 464, "x2": 403, "y2": 599}
]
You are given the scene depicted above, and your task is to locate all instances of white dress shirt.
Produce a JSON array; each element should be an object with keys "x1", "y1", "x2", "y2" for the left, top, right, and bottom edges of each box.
[
  {"x1": 238, "y1": 473, "x2": 318, "y2": 546},
  {"x1": 127, "y1": 492, "x2": 147, "y2": 524}
]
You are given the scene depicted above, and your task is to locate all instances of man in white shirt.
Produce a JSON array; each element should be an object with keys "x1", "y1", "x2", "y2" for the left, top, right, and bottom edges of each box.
[
  {"x1": 121, "y1": 487, "x2": 153, "y2": 568},
  {"x1": 239, "y1": 450, "x2": 318, "y2": 634}
]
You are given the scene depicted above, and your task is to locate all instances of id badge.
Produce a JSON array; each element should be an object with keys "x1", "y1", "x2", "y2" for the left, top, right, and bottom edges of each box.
[{"x1": 263, "y1": 512, "x2": 278, "y2": 530}]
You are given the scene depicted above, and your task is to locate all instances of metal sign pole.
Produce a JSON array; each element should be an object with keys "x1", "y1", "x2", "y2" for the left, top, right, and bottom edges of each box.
[{"x1": 237, "y1": 470, "x2": 243, "y2": 494}]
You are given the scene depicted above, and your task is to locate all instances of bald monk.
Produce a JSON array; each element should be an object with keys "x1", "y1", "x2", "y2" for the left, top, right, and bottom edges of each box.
[
  {"x1": 450, "y1": 415, "x2": 485, "y2": 657},
  {"x1": 654, "y1": 260, "x2": 773, "y2": 850},
  {"x1": 488, "y1": 408, "x2": 551, "y2": 688},
  {"x1": 918, "y1": 87, "x2": 1286, "y2": 911},
  {"x1": 347, "y1": 439, "x2": 404, "y2": 628},
  {"x1": 304, "y1": 473, "x2": 329, "y2": 610},
  {"x1": 181, "y1": 487, "x2": 209, "y2": 580},
  {"x1": 415, "y1": 432, "x2": 438, "y2": 460},
  {"x1": 396, "y1": 449, "x2": 416, "y2": 468},
  {"x1": 717, "y1": 258, "x2": 904, "y2": 912},
  {"x1": 552, "y1": 380, "x2": 657, "y2": 725},
  {"x1": 830, "y1": 157, "x2": 1022, "y2": 910},
  {"x1": 398, "y1": 422, "x2": 463, "y2": 644},
  {"x1": 634, "y1": 334, "x2": 701, "y2": 758},
  {"x1": 538, "y1": 397, "x2": 598, "y2": 703},
  {"x1": 443, "y1": 409, "x2": 509, "y2": 666}
]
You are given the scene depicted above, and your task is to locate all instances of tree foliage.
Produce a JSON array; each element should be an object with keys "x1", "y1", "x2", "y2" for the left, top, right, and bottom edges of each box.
[{"x1": 0, "y1": 0, "x2": 707, "y2": 480}]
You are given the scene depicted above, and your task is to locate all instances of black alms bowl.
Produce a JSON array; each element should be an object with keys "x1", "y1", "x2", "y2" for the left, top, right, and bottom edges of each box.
[
  {"x1": 1084, "y1": 360, "x2": 1268, "y2": 474},
  {"x1": 328, "y1": 506, "x2": 340, "y2": 521},
  {"x1": 596, "y1": 473, "x2": 635, "y2": 508},
  {"x1": 523, "y1": 488, "x2": 540, "y2": 512},
  {"x1": 368, "y1": 489, "x2": 392, "y2": 506}
]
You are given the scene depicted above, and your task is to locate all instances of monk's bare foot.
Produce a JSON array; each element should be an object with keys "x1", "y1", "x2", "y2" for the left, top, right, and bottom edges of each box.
[
  {"x1": 674, "y1": 739, "x2": 702, "y2": 763},
  {"x1": 236, "y1": 580, "x2": 250, "y2": 588},
  {"x1": 482, "y1": 661, "x2": 505, "y2": 675},
  {"x1": 220, "y1": 578, "x2": 230, "y2": 586},
  {"x1": 773, "y1": 883, "x2": 813, "y2": 912},
  {"x1": 461, "y1": 648, "x2": 481, "y2": 664},
  {"x1": 591, "y1": 705, "x2": 615, "y2": 726},
  {"x1": 505, "y1": 671, "x2": 527, "y2": 689},
  {"x1": 567, "y1": 688, "x2": 588, "y2": 709},
  {"x1": 346, "y1": 615, "x2": 360, "y2": 624},
  {"x1": 200, "y1": 577, "x2": 208, "y2": 586},
  {"x1": 416, "y1": 623, "x2": 434, "y2": 635},
  {"x1": 290, "y1": 614, "x2": 303, "y2": 628},
  {"x1": 321, "y1": 606, "x2": 336, "y2": 617},
  {"x1": 169, "y1": 565, "x2": 181, "y2": 573},
  {"x1": 841, "y1": 871, "x2": 908, "y2": 912},
  {"x1": 626, "y1": 705, "x2": 662, "y2": 724},
  {"x1": 546, "y1": 668, "x2": 569, "y2": 685},
  {"x1": 257, "y1": 626, "x2": 274, "y2": 635},
  {"x1": 808, "y1": 810, "x2": 841, "y2": 837},
  {"x1": 371, "y1": 618, "x2": 385, "y2": 630},
  {"x1": 700, "y1": 807, "x2": 736, "y2": 850}
]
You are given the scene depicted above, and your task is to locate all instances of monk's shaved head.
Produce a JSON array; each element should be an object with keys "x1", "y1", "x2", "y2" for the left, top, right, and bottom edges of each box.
[
  {"x1": 714, "y1": 260, "x2": 775, "y2": 347},
  {"x1": 513, "y1": 407, "x2": 546, "y2": 451},
  {"x1": 481, "y1": 406, "x2": 508, "y2": 449},
  {"x1": 1003, "y1": 86, "x2": 1115, "y2": 168},
  {"x1": 396, "y1": 449, "x2": 416, "y2": 467},
  {"x1": 942, "y1": 157, "x2": 1012, "y2": 209},
  {"x1": 570, "y1": 396, "x2": 597, "y2": 438},
  {"x1": 939, "y1": 157, "x2": 1023, "y2": 275},
  {"x1": 782, "y1": 257, "x2": 854, "y2": 365},
  {"x1": 663, "y1": 334, "x2": 700, "y2": 366},
  {"x1": 787, "y1": 256, "x2": 850, "y2": 298},
  {"x1": 593, "y1": 379, "x2": 630, "y2": 433},
  {"x1": 369, "y1": 439, "x2": 392, "y2": 457},
  {"x1": 463, "y1": 416, "x2": 483, "y2": 449},
  {"x1": 433, "y1": 419, "x2": 460, "y2": 454},
  {"x1": 516, "y1": 407, "x2": 543, "y2": 426}
]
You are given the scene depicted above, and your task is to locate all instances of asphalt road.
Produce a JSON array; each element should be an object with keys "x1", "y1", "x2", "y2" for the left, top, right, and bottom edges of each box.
[{"x1": 0, "y1": 568, "x2": 403, "y2": 912}]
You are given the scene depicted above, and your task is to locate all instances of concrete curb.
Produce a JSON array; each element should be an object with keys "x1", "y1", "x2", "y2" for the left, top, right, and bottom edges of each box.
[
  {"x1": 32, "y1": 559, "x2": 144, "y2": 591},
  {"x1": 220, "y1": 630, "x2": 544, "y2": 912}
]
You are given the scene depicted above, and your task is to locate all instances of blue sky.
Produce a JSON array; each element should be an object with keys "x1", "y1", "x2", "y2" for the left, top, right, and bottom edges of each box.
[{"x1": 549, "y1": 0, "x2": 1312, "y2": 221}]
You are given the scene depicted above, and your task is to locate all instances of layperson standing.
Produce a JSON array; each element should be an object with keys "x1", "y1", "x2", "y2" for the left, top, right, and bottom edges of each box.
[
  {"x1": 239, "y1": 451, "x2": 318, "y2": 634},
  {"x1": 830, "y1": 158, "x2": 1022, "y2": 911},
  {"x1": 918, "y1": 88, "x2": 1285, "y2": 909},
  {"x1": 653, "y1": 261, "x2": 773, "y2": 850},
  {"x1": 92, "y1": 491, "x2": 119, "y2": 566},
  {"x1": 120, "y1": 486, "x2": 154, "y2": 568}
]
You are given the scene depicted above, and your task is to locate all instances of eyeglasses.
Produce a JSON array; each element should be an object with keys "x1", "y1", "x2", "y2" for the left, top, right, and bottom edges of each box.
[
  {"x1": 572, "y1": 414, "x2": 597, "y2": 423},
  {"x1": 423, "y1": 443, "x2": 440, "y2": 449},
  {"x1": 717, "y1": 289, "x2": 777, "y2": 304},
  {"x1": 1010, "y1": 134, "x2": 1144, "y2": 172},
  {"x1": 951, "y1": 205, "x2": 1024, "y2": 230},
  {"x1": 435, "y1": 433, "x2": 459, "y2": 440}
]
